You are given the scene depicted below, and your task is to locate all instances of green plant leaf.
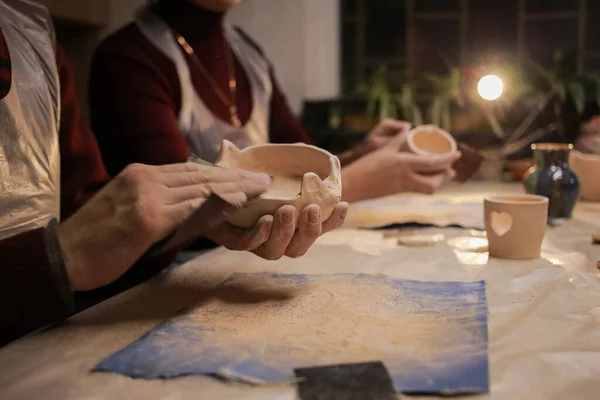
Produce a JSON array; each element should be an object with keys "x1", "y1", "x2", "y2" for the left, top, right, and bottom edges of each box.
[
  {"x1": 567, "y1": 80, "x2": 586, "y2": 115},
  {"x1": 449, "y1": 68, "x2": 461, "y2": 98},
  {"x1": 412, "y1": 105, "x2": 423, "y2": 125},
  {"x1": 528, "y1": 59, "x2": 555, "y2": 84},
  {"x1": 553, "y1": 82, "x2": 567, "y2": 102},
  {"x1": 428, "y1": 96, "x2": 442, "y2": 126},
  {"x1": 482, "y1": 108, "x2": 505, "y2": 139},
  {"x1": 379, "y1": 91, "x2": 391, "y2": 119},
  {"x1": 441, "y1": 96, "x2": 451, "y2": 131}
]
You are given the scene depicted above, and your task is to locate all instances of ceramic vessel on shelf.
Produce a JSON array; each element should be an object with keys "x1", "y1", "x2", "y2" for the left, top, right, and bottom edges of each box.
[
  {"x1": 403, "y1": 125, "x2": 457, "y2": 157},
  {"x1": 215, "y1": 140, "x2": 342, "y2": 228},
  {"x1": 569, "y1": 150, "x2": 600, "y2": 202},
  {"x1": 524, "y1": 143, "x2": 580, "y2": 220}
]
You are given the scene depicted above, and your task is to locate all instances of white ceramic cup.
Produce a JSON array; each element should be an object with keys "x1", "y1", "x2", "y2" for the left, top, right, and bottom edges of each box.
[{"x1": 484, "y1": 194, "x2": 549, "y2": 260}]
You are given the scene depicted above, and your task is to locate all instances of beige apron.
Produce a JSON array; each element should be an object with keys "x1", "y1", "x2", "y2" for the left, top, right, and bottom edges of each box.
[
  {"x1": 136, "y1": 6, "x2": 272, "y2": 163},
  {"x1": 0, "y1": 0, "x2": 60, "y2": 240}
]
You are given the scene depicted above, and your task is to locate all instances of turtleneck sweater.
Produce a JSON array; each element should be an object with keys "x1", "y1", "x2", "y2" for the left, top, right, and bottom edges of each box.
[{"x1": 89, "y1": 0, "x2": 312, "y2": 179}]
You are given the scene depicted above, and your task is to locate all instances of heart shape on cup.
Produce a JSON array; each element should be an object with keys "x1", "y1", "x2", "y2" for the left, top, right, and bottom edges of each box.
[{"x1": 490, "y1": 211, "x2": 513, "y2": 237}]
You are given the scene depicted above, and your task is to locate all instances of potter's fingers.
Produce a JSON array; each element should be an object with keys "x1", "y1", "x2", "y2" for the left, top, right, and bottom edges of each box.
[
  {"x1": 378, "y1": 119, "x2": 412, "y2": 136},
  {"x1": 321, "y1": 202, "x2": 349, "y2": 234},
  {"x1": 163, "y1": 194, "x2": 240, "y2": 249},
  {"x1": 208, "y1": 215, "x2": 273, "y2": 251},
  {"x1": 285, "y1": 205, "x2": 322, "y2": 258},
  {"x1": 403, "y1": 151, "x2": 461, "y2": 173},
  {"x1": 165, "y1": 178, "x2": 268, "y2": 206},
  {"x1": 410, "y1": 171, "x2": 449, "y2": 195},
  {"x1": 447, "y1": 168, "x2": 457, "y2": 180},
  {"x1": 160, "y1": 166, "x2": 271, "y2": 188},
  {"x1": 253, "y1": 206, "x2": 296, "y2": 261}
]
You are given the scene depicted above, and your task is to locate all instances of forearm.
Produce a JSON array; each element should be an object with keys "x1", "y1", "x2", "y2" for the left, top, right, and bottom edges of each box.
[
  {"x1": 340, "y1": 160, "x2": 373, "y2": 204},
  {"x1": 335, "y1": 140, "x2": 371, "y2": 167},
  {"x1": 0, "y1": 221, "x2": 74, "y2": 346}
]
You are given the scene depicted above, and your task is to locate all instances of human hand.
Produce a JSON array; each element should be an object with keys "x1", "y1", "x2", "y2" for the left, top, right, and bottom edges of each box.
[
  {"x1": 337, "y1": 119, "x2": 412, "y2": 166},
  {"x1": 58, "y1": 162, "x2": 271, "y2": 291},
  {"x1": 204, "y1": 202, "x2": 349, "y2": 260},
  {"x1": 342, "y1": 129, "x2": 461, "y2": 201},
  {"x1": 363, "y1": 119, "x2": 412, "y2": 154}
]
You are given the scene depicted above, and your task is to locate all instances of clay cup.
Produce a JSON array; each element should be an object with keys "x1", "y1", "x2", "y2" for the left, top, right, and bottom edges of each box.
[
  {"x1": 484, "y1": 194, "x2": 549, "y2": 260},
  {"x1": 403, "y1": 125, "x2": 458, "y2": 158},
  {"x1": 215, "y1": 140, "x2": 342, "y2": 228},
  {"x1": 569, "y1": 150, "x2": 600, "y2": 202}
]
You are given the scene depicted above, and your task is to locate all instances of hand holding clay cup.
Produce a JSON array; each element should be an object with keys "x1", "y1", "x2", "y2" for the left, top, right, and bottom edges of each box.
[
  {"x1": 341, "y1": 128, "x2": 461, "y2": 201},
  {"x1": 402, "y1": 125, "x2": 458, "y2": 160},
  {"x1": 569, "y1": 150, "x2": 600, "y2": 202},
  {"x1": 363, "y1": 118, "x2": 412, "y2": 153},
  {"x1": 484, "y1": 194, "x2": 549, "y2": 260},
  {"x1": 204, "y1": 140, "x2": 348, "y2": 260},
  {"x1": 402, "y1": 124, "x2": 484, "y2": 183}
]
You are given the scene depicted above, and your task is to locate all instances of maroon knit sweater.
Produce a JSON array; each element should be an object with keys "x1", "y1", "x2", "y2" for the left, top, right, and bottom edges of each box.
[
  {"x1": 0, "y1": 28, "x2": 177, "y2": 346},
  {"x1": 89, "y1": 0, "x2": 312, "y2": 179}
]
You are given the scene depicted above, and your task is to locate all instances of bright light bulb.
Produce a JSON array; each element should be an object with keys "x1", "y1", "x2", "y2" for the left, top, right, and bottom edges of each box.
[{"x1": 477, "y1": 75, "x2": 503, "y2": 101}]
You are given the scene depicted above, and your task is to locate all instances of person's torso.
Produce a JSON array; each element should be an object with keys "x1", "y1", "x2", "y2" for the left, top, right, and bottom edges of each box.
[
  {"x1": 135, "y1": 6, "x2": 272, "y2": 163},
  {"x1": 0, "y1": 0, "x2": 60, "y2": 239}
]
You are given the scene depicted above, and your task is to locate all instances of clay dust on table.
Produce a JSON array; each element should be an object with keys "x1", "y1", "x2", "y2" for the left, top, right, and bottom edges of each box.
[{"x1": 160, "y1": 274, "x2": 482, "y2": 378}]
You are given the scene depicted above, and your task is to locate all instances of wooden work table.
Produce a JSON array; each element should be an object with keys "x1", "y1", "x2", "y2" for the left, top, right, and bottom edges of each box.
[{"x1": 0, "y1": 182, "x2": 599, "y2": 399}]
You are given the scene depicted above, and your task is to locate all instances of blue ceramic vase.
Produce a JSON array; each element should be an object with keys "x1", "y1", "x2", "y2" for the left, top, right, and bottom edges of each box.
[{"x1": 524, "y1": 143, "x2": 580, "y2": 221}]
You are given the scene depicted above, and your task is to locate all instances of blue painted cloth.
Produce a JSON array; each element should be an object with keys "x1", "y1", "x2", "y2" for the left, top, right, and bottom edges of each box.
[{"x1": 95, "y1": 273, "x2": 489, "y2": 395}]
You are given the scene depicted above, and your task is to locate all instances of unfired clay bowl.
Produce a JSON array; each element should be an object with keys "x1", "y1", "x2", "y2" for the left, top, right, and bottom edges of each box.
[
  {"x1": 403, "y1": 125, "x2": 458, "y2": 157},
  {"x1": 215, "y1": 140, "x2": 342, "y2": 228},
  {"x1": 570, "y1": 150, "x2": 600, "y2": 202}
]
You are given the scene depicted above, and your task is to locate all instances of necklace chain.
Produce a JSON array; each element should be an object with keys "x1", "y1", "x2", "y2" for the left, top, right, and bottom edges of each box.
[{"x1": 174, "y1": 31, "x2": 242, "y2": 128}]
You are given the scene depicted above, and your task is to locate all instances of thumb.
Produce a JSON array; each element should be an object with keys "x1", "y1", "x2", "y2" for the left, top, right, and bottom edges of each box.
[
  {"x1": 386, "y1": 126, "x2": 411, "y2": 149},
  {"x1": 378, "y1": 119, "x2": 412, "y2": 136},
  {"x1": 161, "y1": 193, "x2": 244, "y2": 251}
]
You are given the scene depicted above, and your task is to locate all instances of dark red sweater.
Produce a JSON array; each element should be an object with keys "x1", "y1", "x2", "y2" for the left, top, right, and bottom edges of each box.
[
  {"x1": 89, "y1": 0, "x2": 312, "y2": 179},
  {"x1": 0, "y1": 26, "x2": 109, "y2": 345},
  {"x1": 0, "y1": 28, "x2": 177, "y2": 346}
]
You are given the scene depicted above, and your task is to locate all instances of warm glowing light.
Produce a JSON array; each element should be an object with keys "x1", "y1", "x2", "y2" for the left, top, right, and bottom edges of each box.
[{"x1": 477, "y1": 75, "x2": 504, "y2": 101}]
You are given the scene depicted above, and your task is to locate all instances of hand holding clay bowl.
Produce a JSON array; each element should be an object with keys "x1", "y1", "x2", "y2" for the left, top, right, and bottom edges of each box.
[
  {"x1": 215, "y1": 140, "x2": 342, "y2": 228},
  {"x1": 570, "y1": 150, "x2": 600, "y2": 202}
]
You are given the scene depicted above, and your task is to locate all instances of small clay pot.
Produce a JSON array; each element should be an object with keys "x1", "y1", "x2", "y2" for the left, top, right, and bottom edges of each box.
[
  {"x1": 506, "y1": 159, "x2": 534, "y2": 182},
  {"x1": 570, "y1": 150, "x2": 600, "y2": 202},
  {"x1": 403, "y1": 125, "x2": 458, "y2": 157},
  {"x1": 484, "y1": 194, "x2": 548, "y2": 260},
  {"x1": 215, "y1": 140, "x2": 342, "y2": 228}
]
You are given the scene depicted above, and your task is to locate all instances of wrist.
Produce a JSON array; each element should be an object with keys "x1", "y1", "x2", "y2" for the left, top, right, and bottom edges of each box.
[
  {"x1": 337, "y1": 139, "x2": 371, "y2": 167},
  {"x1": 45, "y1": 219, "x2": 75, "y2": 305},
  {"x1": 57, "y1": 224, "x2": 86, "y2": 291}
]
